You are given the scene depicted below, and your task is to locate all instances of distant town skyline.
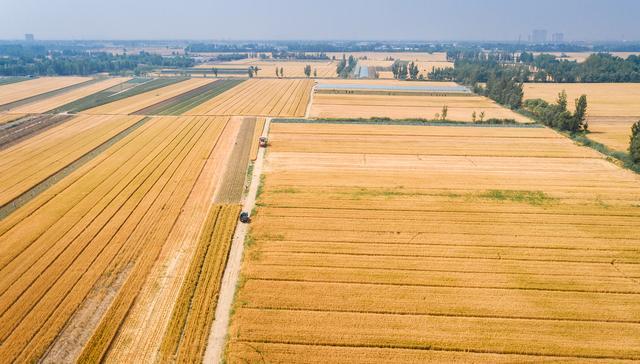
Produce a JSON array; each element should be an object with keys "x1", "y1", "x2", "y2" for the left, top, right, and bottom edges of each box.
[{"x1": 1, "y1": 0, "x2": 639, "y2": 41}]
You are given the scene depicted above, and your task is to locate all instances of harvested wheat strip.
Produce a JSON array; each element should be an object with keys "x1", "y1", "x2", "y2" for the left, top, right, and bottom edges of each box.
[
  {"x1": 0, "y1": 117, "x2": 218, "y2": 362},
  {"x1": 75, "y1": 117, "x2": 226, "y2": 363},
  {"x1": 0, "y1": 119, "x2": 188, "y2": 361},
  {"x1": 0, "y1": 117, "x2": 150, "y2": 220},
  {"x1": 249, "y1": 118, "x2": 266, "y2": 161},
  {"x1": 214, "y1": 117, "x2": 255, "y2": 203},
  {"x1": 2, "y1": 121, "x2": 195, "y2": 352},
  {"x1": 159, "y1": 204, "x2": 240, "y2": 363},
  {"x1": 226, "y1": 341, "x2": 609, "y2": 364},
  {"x1": 0, "y1": 114, "x2": 74, "y2": 152},
  {"x1": 237, "y1": 279, "x2": 640, "y2": 323},
  {"x1": 7, "y1": 78, "x2": 130, "y2": 114},
  {"x1": 0, "y1": 77, "x2": 91, "y2": 108},
  {"x1": 243, "y1": 263, "x2": 640, "y2": 294},
  {"x1": 104, "y1": 118, "x2": 237, "y2": 363},
  {"x1": 0, "y1": 115, "x2": 145, "y2": 208},
  {"x1": 230, "y1": 308, "x2": 640, "y2": 360}
]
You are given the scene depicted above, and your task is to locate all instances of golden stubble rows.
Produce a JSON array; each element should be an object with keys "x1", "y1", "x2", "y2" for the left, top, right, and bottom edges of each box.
[
  {"x1": 227, "y1": 122, "x2": 640, "y2": 363},
  {"x1": 0, "y1": 115, "x2": 230, "y2": 362},
  {"x1": 523, "y1": 83, "x2": 640, "y2": 151},
  {"x1": 185, "y1": 79, "x2": 314, "y2": 117},
  {"x1": 0, "y1": 77, "x2": 90, "y2": 106}
]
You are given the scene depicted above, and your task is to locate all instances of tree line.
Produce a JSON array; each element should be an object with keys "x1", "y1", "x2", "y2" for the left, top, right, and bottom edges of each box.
[
  {"x1": 0, "y1": 51, "x2": 194, "y2": 76},
  {"x1": 522, "y1": 91, "x2": 588, "y2": 132}
]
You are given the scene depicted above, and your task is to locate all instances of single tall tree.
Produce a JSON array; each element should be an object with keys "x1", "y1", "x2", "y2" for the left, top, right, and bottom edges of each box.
[
  {"x1": 630, "y1": 120, "x2": 640, "y2": 164},
  {"x1": 573, "y1": 95, "x2": 588, "y2": 131},
  {"x1": 557, "y1": 90, "x2": 568, "y2": 112}
]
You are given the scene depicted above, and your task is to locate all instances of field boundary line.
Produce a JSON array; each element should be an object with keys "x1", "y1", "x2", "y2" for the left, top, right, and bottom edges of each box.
[
  {"x1": 256, "y1": 250, "x2": 640, "y2": 265},
  {"x1": 244, "y1": 277, "x2": 640, "y2": 295},
  {"x1": 231, "y1": 339, "x2": 640, "y2": 361},
  {"x1": 239, "y1": 306, "x2": 640, "y2": 325},
  {"x1": 252, "y1": 263, "x2": 639, "y2": 279}
]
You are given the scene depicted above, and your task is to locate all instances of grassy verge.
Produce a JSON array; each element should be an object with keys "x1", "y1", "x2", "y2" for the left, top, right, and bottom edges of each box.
[{"x1": 569, "y1": 132, "x2": 640, "y2": 173}]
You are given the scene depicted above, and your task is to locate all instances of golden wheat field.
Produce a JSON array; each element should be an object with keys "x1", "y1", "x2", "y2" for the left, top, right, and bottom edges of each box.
[
  {"x1": 226, "y1": 121, "x2": 640, "y2": 363},
  {"x1": 311, "y1": 80, "x2": 531, "y2": 122},
  {"x1": 0, "y1": 114, "x2": 25, "y2": 125},
  {"x1": 0, "y1": 114, "x2": 145, "y2": 207},
  {"x1": 523, "y1": 83, "x2": 640, "y2": 150},
  {"x1": 417, "y1": 61, "x2": 454, "y2": 74},
  {"x1": 327, "y1": 52, "x2": 448, "y2": 62},
  {"x1": 0, "y1": 114, "x2": 250, "y2": 363},
  {"x1": 185, "y1": 79, "x2": 314, "y2": 117},
  {"x1": 5, "y1": 78, "x2": 130, "y2": 114},
  {"x1": 196, "y1": 61, "x2": 338, "y2": 78},
  {"x1": 81, "y1": 78, "x2": 213, "y2": 115},
  {"x1": 0, "y1": 77, "x2": 90, "y2": 106}
]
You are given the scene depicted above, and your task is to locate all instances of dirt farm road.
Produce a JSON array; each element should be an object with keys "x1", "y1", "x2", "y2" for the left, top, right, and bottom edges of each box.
[{"x1": 203, "y1": 118, "x2": 271, "y2": 363}]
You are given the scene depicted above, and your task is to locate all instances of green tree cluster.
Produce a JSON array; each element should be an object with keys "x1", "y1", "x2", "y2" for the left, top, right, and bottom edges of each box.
[
  {"x1": 523, "y1": 92, "x2": 588, "y2": 132},
  {"x1": 630, "y1": 121, "x2": 640, "y2": 164}
]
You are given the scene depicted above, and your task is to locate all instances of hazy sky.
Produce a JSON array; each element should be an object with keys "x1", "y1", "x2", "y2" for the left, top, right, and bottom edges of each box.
[{"x1": 1, "y1": 0, "x2": 639, "y2": 41}]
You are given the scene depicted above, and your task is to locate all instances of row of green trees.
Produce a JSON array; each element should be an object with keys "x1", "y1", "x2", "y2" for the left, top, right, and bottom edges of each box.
[
  {"x1": 0, "y1": 52, "x2": 194, "y2": 76},
  {"x1": 522, "y1": 91, "x2": 588, "y2": 132},
  {"x1": 521, "y1": 52, "x2": 640, "y2": 83}
]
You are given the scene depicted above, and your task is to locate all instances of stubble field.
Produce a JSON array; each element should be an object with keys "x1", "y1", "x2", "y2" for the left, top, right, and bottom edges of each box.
[
  {"x1": 523, "y1": 83, "x2": 640, "y2": 151},
  {"x1": 226, "y1": 121, "x2": 640, "y2": 363},
  {"x1": 0, "y1": 77, "x2": 91, "y2": 106},
  {"x1": 185, "y1": 79, "x2": 314, "y2": 117},
  {"x1": 310, "y1": 80, "x2": 531, "y2": 122}
]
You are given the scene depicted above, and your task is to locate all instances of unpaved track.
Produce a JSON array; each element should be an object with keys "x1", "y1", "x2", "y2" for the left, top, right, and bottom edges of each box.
[
  {"x1": 203, "y1": 118, "x2": 270, "y2": 363},
  {"x1": 304, "y1": 82, "x2": 317, "y2": 118}
]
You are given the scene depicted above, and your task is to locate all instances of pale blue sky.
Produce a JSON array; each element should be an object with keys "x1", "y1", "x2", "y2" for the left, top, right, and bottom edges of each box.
[{"x1": 1, "y1": 0, "x2": 638, "y2": 41}]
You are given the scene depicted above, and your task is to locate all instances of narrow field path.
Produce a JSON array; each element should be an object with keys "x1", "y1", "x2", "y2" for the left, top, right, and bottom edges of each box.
[
  {"x1": 203, "y1": 118, "x2": 271, "y2": 363},
  {"x1": 304, "y1": 82, "x2": 317, "y2": 118}
]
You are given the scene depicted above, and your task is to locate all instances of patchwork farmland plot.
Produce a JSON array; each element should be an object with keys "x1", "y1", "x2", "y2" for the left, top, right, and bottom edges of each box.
[
  {"x1": 51, "y1": 77, "x2": 187, "y2": 113},
  {"x1": 226, "y1": 121, "x2": 640, "y2": 363},
  {"x1": 133, "y1": 79, "x2": 244, "y2": 115},
  {"x1": 310, "y1": 81, "x2": 531, "y2": 122},
  {"x1": 0, "y1": 115, "x2": 247, "y2": 362},
  {"x1": 0, "y1": 77, "x2": 90, "y2": 107},
  {"x1": 185, "y1": 79, "x2": 313, "y2": 117},
  {"x1": 195, "y1": 61, "x2": 337, "y2": 78},
  {"x1": 81, "y1": 78, "x2": 213, "y2": 115},
  {"x1": 0, "y1": 114, "x2": 145, "y2": 209},
  {"x1": 0, "y1": 114, "x2": 74, "y2": 152},
  {"x1": 5, "y1": 77, "x2": 130, "y2": 114},
  {"x1": 523, "y1": 83, "x2": 640, "y2": 151}
]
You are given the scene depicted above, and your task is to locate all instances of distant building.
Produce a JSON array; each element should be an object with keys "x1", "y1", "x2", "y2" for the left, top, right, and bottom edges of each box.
[
  {"x1": 551, "y1": 33, "x2": 564, "y2": 43},
  {"x1": 531, "y1": 29, "x2": 547, "y2": 43},
  {"x1": 25, "y1": 34, "x2": 34, "y2": 41}
]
